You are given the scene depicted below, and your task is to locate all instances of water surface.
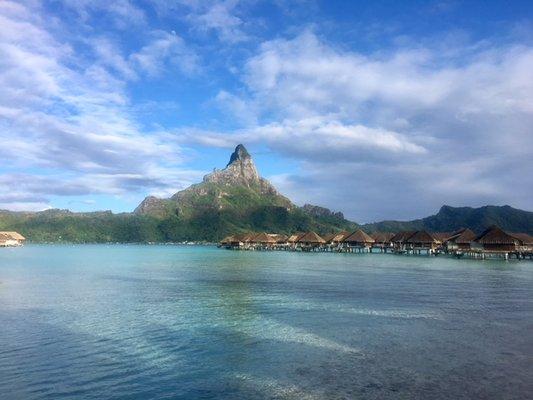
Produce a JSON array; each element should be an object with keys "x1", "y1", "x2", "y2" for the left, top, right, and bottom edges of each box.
[{"x1": 0, "y1": 245, "x2": 532, "y2": 399}]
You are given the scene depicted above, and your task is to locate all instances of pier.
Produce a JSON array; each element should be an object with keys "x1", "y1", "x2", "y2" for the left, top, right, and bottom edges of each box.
[{"x1": 219, "y1": 225, "x2": 533, "y2": 260}]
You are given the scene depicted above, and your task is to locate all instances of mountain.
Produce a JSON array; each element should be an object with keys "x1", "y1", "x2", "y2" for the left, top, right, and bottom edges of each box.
[
  {"x1": 1, "y1": 145, "x2": 531, "y2": 242},
  {"x1": 363, "y1": 205, "x2": 533, "y2": 235},
  {"x1": 0, "y1": 145, "x2": 356, "y2": 243},
  {"x1": 133, "y1": 144, "x2": 356, "y2": 239},
  {"x1": 135, "y1": 144, "x2": 293, "y2": 218}
]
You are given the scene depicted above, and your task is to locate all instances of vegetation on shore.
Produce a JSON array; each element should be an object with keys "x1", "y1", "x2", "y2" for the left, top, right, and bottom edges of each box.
[
  {"x1": 0, "y1": 206, "x2": 356, "y2": 244},
  {"x1": 363, "y1": 205, "x2": 533, "y2": 235},
  {"x1": 2, "y1": 144, "x2": 531, "y2": 243}
]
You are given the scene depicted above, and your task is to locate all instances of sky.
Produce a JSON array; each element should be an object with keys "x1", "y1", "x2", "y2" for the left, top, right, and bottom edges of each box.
[{"x1": 1, "y1": 0, "x2": 532, "y2": 223}]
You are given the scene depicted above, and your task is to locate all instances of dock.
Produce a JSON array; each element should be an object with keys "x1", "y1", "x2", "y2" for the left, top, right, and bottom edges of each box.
[{"x1": 219, "y1": 225, "x2": 533, "y2": 260}]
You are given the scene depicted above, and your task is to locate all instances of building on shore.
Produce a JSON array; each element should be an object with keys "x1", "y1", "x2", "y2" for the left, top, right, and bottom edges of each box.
[{"x1": 0, "y1": 232, "x2": 26, "y2": 247}]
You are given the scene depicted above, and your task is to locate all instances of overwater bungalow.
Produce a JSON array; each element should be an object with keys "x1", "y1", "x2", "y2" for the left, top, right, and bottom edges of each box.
[
  {"x1": 472, "y1": 225, "x2": 529, "y2": 254},
  {"x1": 322, "y1": 231, "x2": 350, "y2": 251},
  {"x1": 219, "y1": 235, "x2": 235, "y2": 248},
  {"x1": 0, "y1": 231, "x2": 26, "y2": 247},
  {"x1": 509, "y1": 233, "x2": 533, "y2": 252},
  {"x1": 432, "y1": 232, "x2": 453, "y2": 243},
  {"x1": 269, "y1": 234, "x2": 289, "y2": 250},
  {"x1": 390, "y1": 231, "x2": 416, "y2": 253},
  {"x1": 229, "y1": 233, "x2": 256, "y2": 249},
  {"x1": 342, "y1": 229, "x2": 375, "y2": 252},
  {"x1": 443, "y1": 228, "x2": 477, "y2": 252},
  {"x1": 405, "y1": 230, "x2": 440, "y2": 254},
  {"x1": 371, "y1": 232, "x2": 394, "y2": 252},
  {"x1": 218, "y1": 225, "x2": 533, "y2": 260},
  {"x1": 296, "y1": 231, "x2": 326, "y2": 251},
  {"x1": 250, "y1": 232, "x2": 277, "y2": 250},
  {"x1": 287, "y1": 232, "x2": 305, "y2": 250}
]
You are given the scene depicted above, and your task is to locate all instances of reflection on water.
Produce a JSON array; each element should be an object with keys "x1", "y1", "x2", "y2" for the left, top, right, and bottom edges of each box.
[{"x1": 0, "y1": 245, "x2": 532, "y2": 399}]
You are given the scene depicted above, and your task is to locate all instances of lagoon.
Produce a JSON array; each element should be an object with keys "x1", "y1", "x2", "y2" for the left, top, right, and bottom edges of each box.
[{"x1": 0, "y1": 245, "x2": 532, "y2": 399}]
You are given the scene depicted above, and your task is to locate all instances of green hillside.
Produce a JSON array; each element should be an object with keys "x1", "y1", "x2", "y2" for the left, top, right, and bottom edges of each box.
[
  {"x1": 0, "y1": 205, "x2": 356, "y2": 243},
  {"x1": 363, "y1": 205, "x2": 533, "y2": 235}
]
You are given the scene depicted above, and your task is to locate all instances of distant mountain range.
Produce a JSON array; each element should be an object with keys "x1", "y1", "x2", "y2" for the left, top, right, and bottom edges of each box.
[
  {"x1": 363, "y1": 205, "x2": 533, "y2": 235},
  {"x1": 0, "y1": 145, "x2": 531, "y2": 242}
]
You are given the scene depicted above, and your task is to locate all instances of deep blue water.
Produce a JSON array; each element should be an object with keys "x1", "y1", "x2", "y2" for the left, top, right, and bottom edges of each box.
[{"x1": 0, "y1": 245, "x2": 532, "y2": 399}]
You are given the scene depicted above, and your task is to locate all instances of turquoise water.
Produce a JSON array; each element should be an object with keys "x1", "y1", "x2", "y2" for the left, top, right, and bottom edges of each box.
[{"x1": 0, "y1": 245, "x2": 532, "y2": 399}]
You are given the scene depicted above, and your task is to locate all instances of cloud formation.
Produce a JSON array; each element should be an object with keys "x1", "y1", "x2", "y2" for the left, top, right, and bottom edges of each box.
[
  {"x1": 0, "y1": 1, "x2": 532, "y2": 221},
  {"x1": 0, "y1": 1, "x2": 200, "y2": 210},
  {"x1": 191, "y1": 30, "x2": 533, "y2": 221}
]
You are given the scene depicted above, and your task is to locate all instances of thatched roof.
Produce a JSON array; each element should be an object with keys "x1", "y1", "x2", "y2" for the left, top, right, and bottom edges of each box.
[
  {"x1": 432, "y1": 232, "x2": 453, "y2": 242},
  {"x1": 322, "y1": 231, "x2": 350, "y2": 243},
  {"x1": 509, "y1": 232, "x2": 533, "y2": 245},
  {"x1": 371, "y1": 232, "x2": 394, "y2": 243},
  {"x1": 391, "y1": 231, "x2": 416, "y2": 243},
  {"x1": 335, "y1": 231, "x2": 351, "y2": 242},
  {"x1": 297, "y1": 231, "x2": 326, "y2": 244},
  {"x1": 270, "y1": 234, "x2": 288, "y2": 243},
  {"x1": 232, "y1": 233, "x2": 255, "y2": 243},
  {"x1": 343, "y1": 229, "x2": 375, "y2": 244},
  {"x1": 220, "y1": 235, "x2": 235, "y2": 244},
  {"x1": 474, "y1": 225, "x2": 520, "y2": 245},
  {"x1": 445, "y1": 228, "x2": 477, "y2": 244},
  {"x1": 0, "y1": 231, "x2": 25, "y2": 241},
  {"x1": 406, "y1": 230, "x2": 438, "y2": 244},
  {"x1": 252, "y1": 232, "x2": 277, "y2": 243},
  {"x1": 322, "y1": 233, "x2": 336, "y2": 243},
  {"x1": 287, "y1": 232, "x2": 305, "y2": 243}
]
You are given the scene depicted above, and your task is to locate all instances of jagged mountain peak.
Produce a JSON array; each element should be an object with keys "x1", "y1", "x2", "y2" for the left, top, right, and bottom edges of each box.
[
  {"x1": 135, "y1": 144, "x2": 293, "y2": 216},
  {"x1": 227, "y1": 144, "x2": 251, "y2": 167},
  {"x1": 203, "y1": 144, "x2": 260, "y2": 187}
]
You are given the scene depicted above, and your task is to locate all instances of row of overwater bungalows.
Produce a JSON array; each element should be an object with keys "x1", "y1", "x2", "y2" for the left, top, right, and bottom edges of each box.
[
  {"x1": 219, "y1": 225, "x2": 533, "y2": 259},
  {"x1": 0, "y1": 231, "x2": 26, "y2": 247}
]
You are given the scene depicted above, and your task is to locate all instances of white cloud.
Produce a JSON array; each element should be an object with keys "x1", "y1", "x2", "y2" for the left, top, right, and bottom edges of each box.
[
  {"x1": 55, "y1": 0, "x2": 146, "y2": 28},
  {"x1": 191, "y1": 30, "x2": 533, "y2": 220},
  {"x1": 130, "y1": 31, "x2": 200, "y2": 76},
  {"x1": 0, "y1": 1, "x2": 202, "y2": 210},
  {"x1": 148, "y1": 0, "x2": 249, "y2": 43},
  {"x1": 184, "y1": 117, "x2": 426, "y2": 162},
  {"x1": 192, "y1": 0, "x2": 247, "y2": 43}
]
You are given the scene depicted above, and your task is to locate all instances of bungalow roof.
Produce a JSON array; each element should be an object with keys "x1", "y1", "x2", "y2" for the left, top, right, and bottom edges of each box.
[
  {"x1": 509, "y1": 232, "x2": 533, "y2": 245},
  {"x1": 343, "y1": 229, "x2": 375, "y2": 244},
  {"x1": 391, "y1": 231, "x2": 416, "y2": 243},
  {"x1": 371, "y1": 232, "x2": 394, "y2": 243},
  {"x1": 252, "y1": 232, "x2": 277, "y2": 243},
  {"x1": 474, "y1": 225, "x2": 520, "y2": 245},
  {"x1": 406, "y1": 230, "x2": 438, "y2": 244},
  {"x1": 445, "y1": 228, "x2": 477, "y2": 244},
  {"x1": 297, "y1": 231, "x2": 326, "y2": 244}
]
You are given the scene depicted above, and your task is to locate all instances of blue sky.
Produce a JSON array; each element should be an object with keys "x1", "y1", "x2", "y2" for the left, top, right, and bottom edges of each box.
[{"x1": 1, "y1": 0, "x2": 532, "y2": 222}]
